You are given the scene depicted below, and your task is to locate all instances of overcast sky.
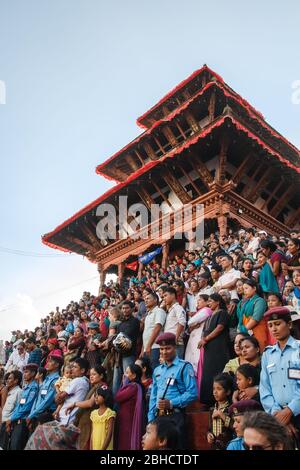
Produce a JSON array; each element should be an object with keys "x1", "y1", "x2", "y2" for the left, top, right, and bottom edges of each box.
[{"x1": 0, "y1": 0, "x2": 299, "y2": 340}]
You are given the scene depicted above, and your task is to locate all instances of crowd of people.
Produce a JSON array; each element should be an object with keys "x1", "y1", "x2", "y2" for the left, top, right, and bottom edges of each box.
[{"x1": 0, "y1": 226, "x2": 300, "y2": 451}]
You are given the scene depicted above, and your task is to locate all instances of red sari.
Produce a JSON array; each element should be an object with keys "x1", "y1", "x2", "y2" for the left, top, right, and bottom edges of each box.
[{"x1": 115, "y1": 382, "x2": 144, "y2": 450}]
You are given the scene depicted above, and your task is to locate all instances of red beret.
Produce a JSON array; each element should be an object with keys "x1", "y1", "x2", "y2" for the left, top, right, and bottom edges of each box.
[
  {"x1": 47, "y1": 338, "x2": 59, "y2": 346},
  {"x1": 228, "y1": 400, "x2": 261, "y2": 416},
  {"x1": 264, "y1": 306, "x2": 291, "y2": 322},
  {"x1": 156, "y1": 332, "x2": 176, "y2": 346}
]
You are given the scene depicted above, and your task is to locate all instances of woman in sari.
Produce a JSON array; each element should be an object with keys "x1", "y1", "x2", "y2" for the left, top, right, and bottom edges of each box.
[
  {"x1": 184, "y1": 295, "x2": 212, "y2": 388},
  {"x1": 256, "y1": 251, "x2": 279, "y2": 295},
  {"x1": 115, "y1": 364, "x2": 145, "y2": 450},
  {"x1": 198, "y1": 293, "x2": 230, "y2": 406},
  {"x1": 237, "y1": 279, "x2": 268, "y2": 352},
  {"x1": 65, "y1": 365, "x2": 107, "y2": 450}
]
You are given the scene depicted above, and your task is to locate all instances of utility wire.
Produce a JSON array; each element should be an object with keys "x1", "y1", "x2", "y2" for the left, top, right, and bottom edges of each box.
[{"x1": 0, "y1": 245, "x2": 74, "y2": 258}]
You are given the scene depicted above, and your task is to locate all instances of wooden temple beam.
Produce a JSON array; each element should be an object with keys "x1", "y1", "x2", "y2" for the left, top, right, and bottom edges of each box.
[
  {"x1": 177, "y1": 163, "x2": 203, "y2": 196},
  {"x1": 134, "y1": 149, "x2": 145, "y2": 165},
  {"x1": 216, "y1": 134, "x2": 230, "y2": 185},
  {"x1": 136, "y1": 186, "x2": 154, "y2": 211},
  {"x1": 260, "y1": 178, "x2": 284, "y2": 211},
  {"x1": 125, "y1": 154, "x2": 140, "y2": 172},
  {"x1": 269, "y1": 186, "x2": 295, "y2": 219},
  {"x1": 64, "y1": 234, "x2": 95, "y2": 253},
  {"x1": 286, "y1": 206, "x2": 300, "y2": 228},
  {"x1": 231, "y1": 152, "x2": 254, "y2": 185},
  {"x1": 80, "y1": 223, "x2": 103, "y2": 250},
  {"x1": 153, "y1": 135, "x2": 166, "y2": 155},
  {"x1": 245, "y1": 166, "x2": 273, "y2": 202},
  {"x1": 208, "y1": 90, "x2": 216, "y2": 122},
  {"x1": 143, "y1": 141, "x2": 157, "y2": 160},
  {"x1": 162, "y1": 126, "x2": 178, "y2": 147},
  {"x1": 162, "y1": 167, "x2": 192, "y2": 204},
  {"x1": 184, "y1": 110, "x2": 199, "y2": 133},
  {"x1": 190, "y1": 156, "x2": 214, "y2": 189},
  {"x1": 151, "y1": 180, "x2": 173, "y2": 208}
]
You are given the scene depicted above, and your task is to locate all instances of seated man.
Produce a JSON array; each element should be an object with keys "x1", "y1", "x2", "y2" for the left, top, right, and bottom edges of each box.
[{"x1": 55, "y1": 357, "x2": 90, "y2": 425}]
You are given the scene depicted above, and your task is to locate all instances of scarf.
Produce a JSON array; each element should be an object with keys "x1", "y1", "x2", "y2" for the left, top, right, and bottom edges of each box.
[
  {"x1": 259, "y1": 262, "x2": 279, "y2": 293},
  {"x1": 237, "y1": 294, "x2": 261, "y2": 334}
]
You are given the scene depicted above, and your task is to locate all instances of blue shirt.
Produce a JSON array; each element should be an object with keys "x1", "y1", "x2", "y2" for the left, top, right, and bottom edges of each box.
[
  {"x1": 66, "y1": 322, "x2": 74, "y2": 335},
  {"x1": 148, "y1": 356, "x2": 198, "y2": 422},
  {"x1": 10, "y1": 380, "x2": 39, "y2": 421},
  {"x1": 28, "y1": 348, "x2": 43, "y2": 366},
  {"x1": 227, "y1": 437, "x2": 245, "y2": 450},
  {"x1": 28, "y1": 371, "x2": 60, "y2": 419},
  {"x1": 260, "y1": 336, "x2": 300, "y2": 416}
]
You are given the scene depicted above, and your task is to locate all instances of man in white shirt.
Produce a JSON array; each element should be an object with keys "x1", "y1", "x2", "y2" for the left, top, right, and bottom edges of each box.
[
  {"x1": 244, "y1": 228, "x2": 260, "y2": 259},
  {"x1": 5, "y1": 342, "x2": 29, "y2": 373},
  {"x1": 214, "y1": 254, "x2": 241, "y2": 300},
  {"x1": 198, "y1": 273, "x2": 214, "y2": 296},
  {"x1": 187, "y1": 279, "x2": 200, "y2": 316},
  {"x1": 141, "y1": 292, "x2": 166, "y2": 369},
  {"x1": 163, "y1": 287, "x2": 187, "y2": 358},
  {"x1": 0, "y1": 370, "x2": 23, "y2": 449},
  {"x1": 56, "y1": 358, "x2": 90, "y2": 425}
]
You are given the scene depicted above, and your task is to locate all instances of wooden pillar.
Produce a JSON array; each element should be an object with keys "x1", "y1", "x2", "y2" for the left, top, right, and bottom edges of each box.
[
  {"x1": 138, "y1": 261, "x2": 143, "y2": 280},
  {"x1": 217, "y1": 215, "x2": 227, "y2": 237},
  {"x1": 97, "y1": 263, "x2": 106, "y2": 294},
  {"x1": 161, "y1": 241, "x2": 170, "y2": 270},
  {"x1": 118, "y1": 262, "x2": 125, "y2": 286}
]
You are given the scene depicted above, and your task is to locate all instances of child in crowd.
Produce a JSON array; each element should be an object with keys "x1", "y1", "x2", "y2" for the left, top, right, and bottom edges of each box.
[
  {"x1": 142, "y1": 416, "x2": 179, "y2": 450},
  {"x1": 233, "y1": 364, "x2": 260, "y2": 403},
  {"x1": 90, "y1": 385, "x2": 116, "y2": 450},
  {"x1": 207, "y1": 373, "x2": 233, "y2": 450},
  {"x1": 52, "y1": 365, "x2": 73, "y2": 420}
]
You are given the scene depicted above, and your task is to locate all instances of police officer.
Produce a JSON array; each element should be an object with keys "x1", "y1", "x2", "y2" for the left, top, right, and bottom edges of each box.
[
  {"x1": 227, "y1": 399, "x2": 262, "y2": 450},
  {"x1": 260, "y1": 306, "x2": 300, "y2": 445},
  {"x1": 26, "y1": 355, "x2": 62, "y2": 429},
  {"x1": 148, "y1": 332, "x2": 198, "y2": 449},
  {"x1": 6, "y1": 363, "x2": 39, "y2": 450}
]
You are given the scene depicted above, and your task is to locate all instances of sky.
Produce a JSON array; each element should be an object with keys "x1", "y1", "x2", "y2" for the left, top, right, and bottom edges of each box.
[{"x1": 0, "y1": 1, "x2": 299, "y2": 341}]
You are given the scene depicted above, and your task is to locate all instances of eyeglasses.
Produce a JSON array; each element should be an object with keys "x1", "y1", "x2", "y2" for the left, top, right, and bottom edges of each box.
[{"x1": 243, "y1": 442, "x2": 273, "y2": 450}]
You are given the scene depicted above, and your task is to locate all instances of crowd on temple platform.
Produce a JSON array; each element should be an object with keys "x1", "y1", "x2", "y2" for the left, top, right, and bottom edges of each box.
[{"x1": 1, "y1": 226, "x2": 300, "y2": 451}]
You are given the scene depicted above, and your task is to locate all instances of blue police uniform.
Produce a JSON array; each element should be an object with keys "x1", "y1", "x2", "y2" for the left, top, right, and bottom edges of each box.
[
  {"x1": 226, "y1": 437, "x2": 245, "y2": 450},
  {"x1": 10, "y1": 380, "x2": 39, "y2": 421},
  {"x1": 28, "y1": 371, "x2": 60, "y2": 419},
  {"x1": 259, "y1": 336, "x2": 300, "y2": 417},
  {"x1": 148, "y1": 356, "x2": 198, "y2": 422}
]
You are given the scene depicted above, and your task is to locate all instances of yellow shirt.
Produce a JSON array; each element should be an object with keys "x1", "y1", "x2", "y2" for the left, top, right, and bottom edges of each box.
[{"x1": 90, "y1": 408, "x2": 116, "y2": 450}]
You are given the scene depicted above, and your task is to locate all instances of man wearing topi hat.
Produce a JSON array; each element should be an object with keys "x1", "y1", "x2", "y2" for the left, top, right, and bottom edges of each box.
[
  {"x1": 227, "y1": 400, "x2": 262, "y2": 450},
  {"x1": 148, "y1": 332, "x2": 198, "y2": 449},
  {"x1": 260, "y1": 306, "x2": 300, "y2": 444}
]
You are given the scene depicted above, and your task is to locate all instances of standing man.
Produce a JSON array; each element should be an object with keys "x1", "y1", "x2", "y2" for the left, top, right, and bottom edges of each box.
[
  {"x1": 214, "y1": 255, "x2": 241, "y2": 300},
  {"x1": 25, "y1": 338, "x2": 42, "y2": 366},
  {"x1": 148, "y1": 332, "x2": 198, "y2": 449},
  {"x1": 112, "y1": 301, "x2": 140, "y2": 395},
  {"x1": 6, "y1": 364, "x2": 39, "y2": 450},
  {"x1": 5, "y1": 341, "x2": 29, "y2": 373},
  {"x1": 140, "y1": 292, "x2": 166, "y2": 369},
  {"x1": 260, "y1": 306, "x2": 300, "y2": 445},
  {"x1": 26, "y1": 355, "x2": 62, "y2": 429},
  {"x1": 163, "y1": 287, "x2": 186, "y2": 358}
]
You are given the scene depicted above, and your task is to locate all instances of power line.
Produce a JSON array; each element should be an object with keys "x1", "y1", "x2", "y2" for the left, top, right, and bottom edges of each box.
[
  {"x1": 0, "y1": 275, "x2": 98, "y2": 313},
  {"x1": 0, "y1": 245, "x2": 74, "y2": 258}
]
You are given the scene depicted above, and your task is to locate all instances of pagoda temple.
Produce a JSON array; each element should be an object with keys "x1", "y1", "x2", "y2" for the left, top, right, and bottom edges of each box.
[{"x1": 42, "y1": 65, "x2": 300, "y2": 288}]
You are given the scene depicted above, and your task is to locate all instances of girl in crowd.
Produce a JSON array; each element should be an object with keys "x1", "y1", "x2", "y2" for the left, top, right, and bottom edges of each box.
[
  {"x1": 172, "y1": 279, "x2": 187, "y2": 309},
  {"x1": 284, "y1": 238, "x2": 300, "y2": 273},
  {"x1": 185, "y1": 295, "x2": 212, "y2": 385},
  {"x1": 207, "y1": 373, "x2": 233, "y2": 450},
  {"x1": 236, "y1": 279, "x2": 244, "y2": 301},
  {"x1": 232, "y1": 364, "x2": 260, "y2": 403},
  {"x1": 66, "y1": 365, "x2": 107, "y2": 450},
  {"x1": 223, "y1": 333, "x2": 249, "y2": 375},
  {"x1": 79, "y1": 311, "x2": 89, "y2": 336},
  {"x1": 237, "y1": 279, "x2": 268, "y2": 352},
  {"x1": 291, "y1": 269, "x2": 300, "y2": 314},
  {"x1": 90, "y1": 385, "x2": 116, "y2": 450},
  {"x1": 115, "y1": 364, "x2": 145, "y2": 450},
  {"x1": 242, "y1": 411, "x2": 292, "y2": 450},
  {"x1": 142, "y1": 416, "x2": 179, "y2": 450},
  {"x1": 135, "y1": 356, "x2": 153, "y2": 393},
  {"x1": 198, "y1": 294, "x2": 230, "y2": 405},
  {"x1": 240, "y1": 258, "x2": 256, "y2": 281},
  {"x1": 256, "y1": 251, "x2": 280, "y2": 295},
  {"x1": 240, "y1": 337, "x2": 261, "y2": 370}
]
